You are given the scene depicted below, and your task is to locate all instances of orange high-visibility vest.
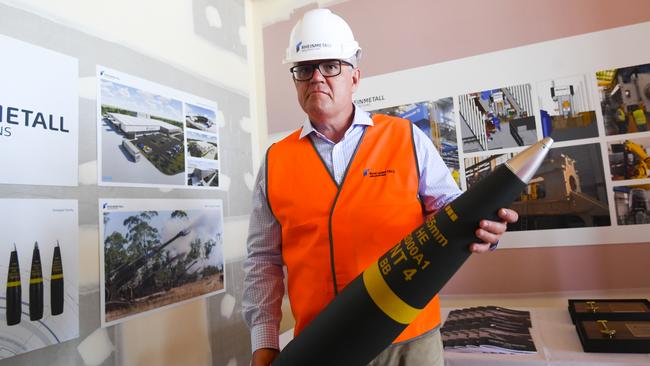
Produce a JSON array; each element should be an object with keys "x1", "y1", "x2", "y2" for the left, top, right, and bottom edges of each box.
[{"x1": 266, "y1": 114, "x2": 442, "y2": 344}]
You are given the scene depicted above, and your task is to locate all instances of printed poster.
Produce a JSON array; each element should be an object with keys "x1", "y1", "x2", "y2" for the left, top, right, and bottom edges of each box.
[
  {"x1": 370, "y1": 98, "x2": 460, "y2": 186},
  {"x1": 0, "y1": 199, "x2": 79, "y2": 359},
  {"x1": 97, "y1": 67, "x2": 221, "y2": 189},
  {"x1": 99, "y1": 199, "x2": 225, "y2": 326},
  {"x1": 0, "y1": 35, "x2": 78, "y2": 186},
  {"x1": 352, "y1": 22, "x2": 650, "y2": 247}
]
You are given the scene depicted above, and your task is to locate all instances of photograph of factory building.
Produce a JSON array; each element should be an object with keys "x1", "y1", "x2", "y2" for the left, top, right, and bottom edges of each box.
[
  {"x1": 459, "y1": 83, "x2": 538, "y2": 153},
  {"x1": 100, "y1": 79, "x2": 186, "y2": 186},
  {"x1": 188, "y1": 139, "x2": 219, "y2": 160},
  {"x1": 187, "y1": 159, "x2": 219, "y2": 187},
  {"x1": 101, "y1": 205, "x2": 225, "y2": 326},
  {"x1": 186, "y1": 129, "x2": 219, "y2": 161},
  {"x1": 537, "y1": 74, "x2": 599, "y2": 142},
  {"x1": 185, "y1": 102, "x2": 218, "y2": 135},
  {"x1": 607, "y1": 136, "x2": 650, "y2": 181},
  {"x1": 370, "y1": 99, "x2": 460, "y2": 186},
  {"x1": 465, "y1": 143, "x2": 610, "y2": 231},
  {"x1": 613, "y1": 185, "x2": 650, "y2": 226},
  {"x1": 597, "y1": 63, "x2": 650, "y2": 135}
]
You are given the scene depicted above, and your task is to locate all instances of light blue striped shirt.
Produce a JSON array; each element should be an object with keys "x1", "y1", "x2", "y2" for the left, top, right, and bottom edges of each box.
[{"x1": 242, "y1": 105, "x2": 461, "y2": 352}]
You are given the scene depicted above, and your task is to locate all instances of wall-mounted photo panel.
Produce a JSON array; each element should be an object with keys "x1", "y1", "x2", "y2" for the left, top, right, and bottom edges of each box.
[
  {"x1": 99, "y1": 81, "x2": 185, "y2": 185},
  {"x1": 606, "y1": 135, "x2": 650, "y2": 182},
  {"x1": 97, "y1": 67, "x2": 221, "y2": 189},
  {"x1": 352, "y1": 21, "x2": 650, "y2": 247},
  {"x1": 537, "y1": 74, "x2": 599, "y2": 142},
  {"x1": 369, "y1": 98, "x2": 460, "y2": 186},
  {"x1": 186, "y1": 159, "x2": 220, "y2": 187},
  {"x1": 186, "y1": 130, "x2": 219, "y2": 161},
  {"x1": 464, "y1": 152, "x2": 514, "y2": 189},
  {"x1": 0, "y1": 199, "x2": 78, "y2": 360},
  {"x1": 0, "y1": 35, "x2": 78, "y2": 187},
  {"x1": 99, "y1": 199, "x2": 225, "y2": 327},
  {"x1": 613, "y1": 184, "x2": 650, "y2": 226},
  {"x1": 465, "y1": 143, "x2": 611, "y2": 231},
  {"x1": 597, "y1": 63, "x2": 650, "y2": 136},
  {"x1": 185, "y1": 102, "x2": 218, "y2": 135},
  {"x1": 459, "y1": 84, "x2": 537, "y2": 153}
]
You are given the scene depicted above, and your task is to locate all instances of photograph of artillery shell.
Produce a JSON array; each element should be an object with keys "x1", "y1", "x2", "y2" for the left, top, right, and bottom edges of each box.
[{"x1": 0, "y1": 199, "x2": 78, "y2": 360}]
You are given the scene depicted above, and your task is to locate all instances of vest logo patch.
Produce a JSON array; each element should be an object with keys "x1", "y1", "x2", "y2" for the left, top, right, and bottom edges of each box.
[{"x1": 363, "y1": 168, "x2": 395, "y2": 178}]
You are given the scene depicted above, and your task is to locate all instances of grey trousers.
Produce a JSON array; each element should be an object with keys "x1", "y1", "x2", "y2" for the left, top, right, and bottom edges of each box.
[{"x1": 367, "y1": 329, "x2": 444, "y2": 366}]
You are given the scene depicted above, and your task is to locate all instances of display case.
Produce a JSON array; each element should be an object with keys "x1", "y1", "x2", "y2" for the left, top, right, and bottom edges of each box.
[
  {"x1": 575, "y1": 319, "x2": 650, "y2": 353},
  {"x1": 568, "y1": 299, "x2": 650, "y2": 323}
]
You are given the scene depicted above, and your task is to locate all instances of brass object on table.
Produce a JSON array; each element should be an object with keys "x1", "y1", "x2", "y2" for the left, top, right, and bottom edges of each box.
[
  {"x1": 585, "y1": 301, "x2": 599, "y2": 313},
  {"x1": 568, "y1": 299, "x2": 650, "y2": 323},
  {"x1": 596, "y1": 320, "x2": 616, "y2": 339}
]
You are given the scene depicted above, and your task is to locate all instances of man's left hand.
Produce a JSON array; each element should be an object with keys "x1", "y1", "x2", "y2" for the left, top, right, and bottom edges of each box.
[{"x1": 470, "y1": 208, "x2": 518, "y2": 253}]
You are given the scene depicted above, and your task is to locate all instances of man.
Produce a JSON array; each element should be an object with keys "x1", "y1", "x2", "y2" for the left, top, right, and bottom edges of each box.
[
  {"x1": 242, "y1": 9, "x2": 518, "y2": 366},
  {"x1": 632, "y1": 104, "x2": 647, "y2": 132},
  {"x1": 615, "y1": 105, "x2": 628, "y2": 134}
]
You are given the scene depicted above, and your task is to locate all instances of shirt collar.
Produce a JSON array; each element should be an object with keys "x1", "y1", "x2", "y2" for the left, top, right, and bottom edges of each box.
[{"x1": 299, "y1": 104, "x2": 374, "y2": 140}]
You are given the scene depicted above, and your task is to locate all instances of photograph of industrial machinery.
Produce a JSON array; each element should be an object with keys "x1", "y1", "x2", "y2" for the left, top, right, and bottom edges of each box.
[
  {"x1": 537, "y1": 74, "x2": 599, "y2": 142},
  {"x1": 613, "y1": 185, "x2": 650, "y2": 226},
  {"x1": 597, "y1": 63, "x2": 650, "y2": 135},
  {"x1": 607, "y1": 136, "x2": 650, "y2": 181},
  {"x1": 101, "y1": 208, "x2": 224, "y2": 325},
  {"x1": 464, "y1": 143, "x2": 610, "y2": 230},
  {"x1": 370, "y1": 99, "x2": 460, "y2": 185},
  {"x1": 459, "y1": 83, "x2": 538, "y2": 153}
]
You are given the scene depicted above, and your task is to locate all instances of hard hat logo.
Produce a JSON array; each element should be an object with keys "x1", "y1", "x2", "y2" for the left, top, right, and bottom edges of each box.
[
  {"x1": 300, "y1": 42, "x2": 333, "y2": 52},
  {"x1": 284, "y1": 9, "x2": 360, "y2": 64}
]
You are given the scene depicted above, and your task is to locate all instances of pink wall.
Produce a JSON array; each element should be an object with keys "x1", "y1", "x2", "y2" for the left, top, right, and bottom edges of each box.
[
  {"x1": 443, "y1": 243, "x2": 650, "y2": 295},
  {"x1": 264, "y1": 0, "x2": 650, "y2": 134},
  {"x1": 262, "y1": 0, "x2": 650, "y2": 294}
]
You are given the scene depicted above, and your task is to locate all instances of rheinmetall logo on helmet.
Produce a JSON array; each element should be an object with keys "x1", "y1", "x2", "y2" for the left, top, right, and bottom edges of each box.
[
  {"x1": 363, "y1": 168, "x2": 395, "y2": 178},
  {"x1": 298, "y1": 42, "x2": 333, "y2": 52}
]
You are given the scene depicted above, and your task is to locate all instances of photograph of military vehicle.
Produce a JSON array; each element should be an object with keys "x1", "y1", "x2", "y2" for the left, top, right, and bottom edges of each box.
[
  {"x1": 459, "y1": 84, "x2": 537, "y2": 153},
  {"x1": 101, "y1": 206, "x2": 224, "y2": 325},
  {"x1": 465, "y1": 143, "x2": 610, "y2": 230},
  {"x1": 370, "y1": 99, "x2": 460, "y2": 185},
  {"x1": 597, "y1": 63, "x2": 650, "y2": 135},
  {"x1": 607, "y1": 137, "x2": 650, "y2": 181},
  {"x1": 537, "y1": 74, "x2": 599, "y2": 142}
]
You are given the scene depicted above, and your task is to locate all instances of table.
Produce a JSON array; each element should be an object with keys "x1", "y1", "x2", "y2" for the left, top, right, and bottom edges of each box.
[{"x1": 442, "y1": 307, "x2": 650, "y2": 366}]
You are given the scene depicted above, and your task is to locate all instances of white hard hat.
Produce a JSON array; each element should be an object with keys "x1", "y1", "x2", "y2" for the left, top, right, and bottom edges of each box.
[{"x1": 284, "y1": 9, "x2": 361, "y2": 64}]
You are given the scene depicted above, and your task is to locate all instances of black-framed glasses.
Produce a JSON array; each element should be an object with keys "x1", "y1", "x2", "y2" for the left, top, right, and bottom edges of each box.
[{"x1": 290, "y1": 60, "x2": 353, "y2": 81}]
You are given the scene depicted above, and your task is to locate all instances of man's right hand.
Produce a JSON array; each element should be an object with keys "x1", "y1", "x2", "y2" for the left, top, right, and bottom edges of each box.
[{"x1": 251, "y1": 348, "x2": 280, "y2": 366}]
